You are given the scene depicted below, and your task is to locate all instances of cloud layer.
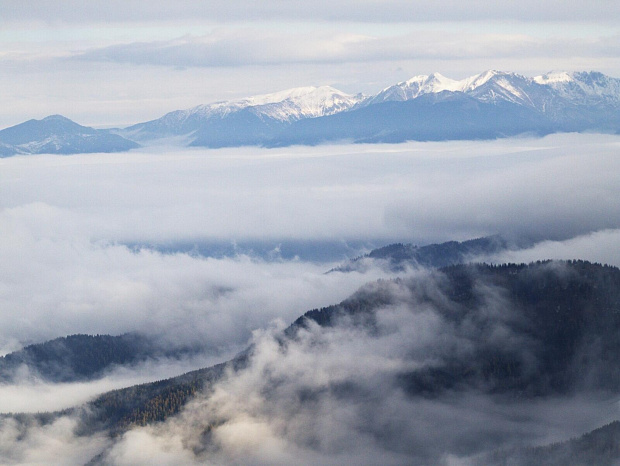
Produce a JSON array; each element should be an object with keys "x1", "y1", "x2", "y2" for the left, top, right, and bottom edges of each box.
[
  {"x1": 1, "y1": 134, "x2": 619, "y2": 351},
  {"x1": 0, "y1": 136, "x2": 619, "y2": 463},
  {"x1": 2, "y1": 1, "x2": 620, "y2": 24},
  {"x1": 74, "y1": 31, "x2": 620, "y2": 69}
]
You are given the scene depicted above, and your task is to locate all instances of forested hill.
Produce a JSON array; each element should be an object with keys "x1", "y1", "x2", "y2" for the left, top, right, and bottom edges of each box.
[
  {"x1": 329, "y1": 235, "x2": 511, "y2": 272},
  {"x1": 4, "y1": 260, "x2": 620, "y2": 464},
  {"x1": 0, "y1": 333, "x2": 202, "y2": 383},
  {"x1": 482, "y1": 421, "x2": 620, "y2": 466},
  {"x1": 298, "y1": 260, "x2": 620, "y2": 396}
]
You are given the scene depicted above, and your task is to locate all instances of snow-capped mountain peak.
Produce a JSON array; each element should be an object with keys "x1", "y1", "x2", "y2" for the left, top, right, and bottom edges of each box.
[
  {"x1": 367, "y1": 72, "x2": 463, "y2": 105},
  {"x1": 533, "y1": 71, "x2": 573, "y2": 85},
  {"x1": 458, "y1": 69, "x2": 506, "y2": 92},
  {"x1": 367, "y1": 70, "x2": 535, "y2": 106},
  {"x1": 120, "y1": 69, "x2": 620, "y2": 147},
  {"x1": 368, "y1": 70, "x2": 548, "y2": 109},
  {"x1": 245, "y1": 85, "x2": 364, "y2": 121},
  {"x1": 534, "y1": 71, "x2": 620, "y2": 105},
  {"x1": 456, "y1": 70, "x2": 547, "y2": 107},
  {"x1": 164, "y1": 86, "x2": 363, "y2": 123},
  {"x1": 401, "y1": 72, "x2": 458, "y2": 91}
]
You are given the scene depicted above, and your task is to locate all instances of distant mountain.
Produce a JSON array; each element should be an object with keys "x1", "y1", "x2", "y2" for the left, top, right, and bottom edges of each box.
[
  {"x1": 534, "y1": 71, "x2": 620, "y2": 106},
  {"x1": 271, "y1": 91, "x2": 555, "y2": 145},
  {"x1": 118, "y1": 69, "x2": 620, "y2": 148},
  {"x1": 330, "y1": 235, "x2": 513, "y2": 273},
  {"x1": 121, "y1": 86, "x2": 363, "y2": 146},
  {"x1": 3, "y1": 71, "x2": 619, "y2": 153},
  {"x1": 0, "y1": 115, "x2": 139, "y2": 156},
  {"x1": 363, "y1": 70, "x2": 620, "y2": 113}
]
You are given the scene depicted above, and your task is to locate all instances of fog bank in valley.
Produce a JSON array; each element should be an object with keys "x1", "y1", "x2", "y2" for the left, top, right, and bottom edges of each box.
[{"x1": 0, "y1": 134, "x2": 619, "y2": 463}]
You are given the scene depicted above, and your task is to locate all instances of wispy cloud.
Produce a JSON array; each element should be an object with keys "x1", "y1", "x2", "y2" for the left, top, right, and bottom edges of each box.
[
  {"x1": 72, "y1": 30, "x2": 620, "y2": 68},
  {"x1": 2, "y1": 1, "x2": 620, "y2": 24},
  {"x1": 0, "y1": 1, "x2": 618, "y2": 127}
]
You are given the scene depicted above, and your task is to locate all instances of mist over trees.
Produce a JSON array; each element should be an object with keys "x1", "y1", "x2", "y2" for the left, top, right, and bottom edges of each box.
[{"x1": 3, "y1": 260, "x2": 620, "y2": 464}]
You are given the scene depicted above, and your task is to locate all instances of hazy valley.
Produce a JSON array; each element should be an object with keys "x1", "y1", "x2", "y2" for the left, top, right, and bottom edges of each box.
[{"x1": 0, "y1": 131, "x2": 619, "y2": 464}]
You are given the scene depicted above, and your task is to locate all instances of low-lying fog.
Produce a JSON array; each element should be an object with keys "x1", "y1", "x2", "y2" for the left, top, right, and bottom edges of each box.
[{"x1": 0, "y1": 133, "x2": 619, "y2": 463}]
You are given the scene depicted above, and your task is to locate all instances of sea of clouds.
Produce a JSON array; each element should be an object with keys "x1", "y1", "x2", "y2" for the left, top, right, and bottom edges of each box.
[{"x1": 1, "y1": 133, "x2": 619, "y2": 463}]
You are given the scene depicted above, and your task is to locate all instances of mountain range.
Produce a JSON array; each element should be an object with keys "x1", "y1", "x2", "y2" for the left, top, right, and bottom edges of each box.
[
  {"x1": 121, "y1": 69, "x2": 620, "y2": 147},
  {"x1": 1, "y1": 70, "x2": 619, "y2": 155}
]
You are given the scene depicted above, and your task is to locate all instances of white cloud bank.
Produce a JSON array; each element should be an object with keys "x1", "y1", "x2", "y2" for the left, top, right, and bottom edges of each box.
[
  {"x1": 1, "y1": 134, "x2": 618, "y2": 350},
  {"x1": 2, "y1": 1, "x2": 620, "y2": 24},
  {"x1": 0, "y1": 135, "x2": 619, "y2": 463},
  {"x1": 73, "y1": 30, "x2": 620, "y2": 69}
]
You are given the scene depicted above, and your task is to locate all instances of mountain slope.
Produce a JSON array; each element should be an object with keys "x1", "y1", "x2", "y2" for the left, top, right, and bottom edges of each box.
[
  {"x1": 330, "y1": 235, "x2": 512, "y2": 273},
  {"x1": 0, "y1": 333, "x2": 207, "y2": 383},
  {"x1": 4, "y1": 260, "x2": 620, "y2": 464},
  {"x1": 0, "y1": 115, "x2": 139, "y2": 156},
  {"x1": 271, "y1": 91, "x2": 554, "y2": 145},
  {"x1": 294, "y1": 260, "x2": 620, "y2": 396},
  {"x1": 534, "y1": 71, "x2": 620, "y2": 106},
  {"x1": 482, "y1": 421, "x2": 620, "y2": 466},
  {"x1": 122, "y1": 86, "x2": 363, "y2": 145},
  {"x1": 3, "y1": 70, "x2": 619, "y2": 153},
  {"x1": 120, "y1": 69, "x2": 620, "y2": 148},
  {"x1": 12, "y1": 261, "x2": 620, "y2": 426},
  {"x1": 365, "y1": 69, "x2": 620, "y2": 111}
]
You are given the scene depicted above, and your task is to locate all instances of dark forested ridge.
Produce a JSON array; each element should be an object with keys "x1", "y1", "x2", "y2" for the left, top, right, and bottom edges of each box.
[
  {"x1": 0, "y1": 333, "x2": 205, "y2": 383},
  {"x1": 482, "y1": 421, "x2": 620, "y2": 466},
  {"x1": 4, "y1": 260, "x2": 620, "y2": 464},
  {"x1": 329, "y1": 234, "x2": 512, "y2": 273},
  {"x1": 0, "y1": 359, "x2": 235, "y2": 441},
  {"x1": 300, "y1": 260, "x2": 620, "y2": 396},
  {"x1": 75, "y1": 361, "x2": 231, "y2": 436}
]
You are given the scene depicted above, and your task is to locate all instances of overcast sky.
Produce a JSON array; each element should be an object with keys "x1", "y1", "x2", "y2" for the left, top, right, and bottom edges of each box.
[{"x1": 1, "y1": 1, "x2": 619, "y2": 127}]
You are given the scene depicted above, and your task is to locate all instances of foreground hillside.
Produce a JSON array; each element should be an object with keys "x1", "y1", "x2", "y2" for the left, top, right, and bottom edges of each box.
[{"x1": 3, "y1": 260, "x2": 620, "y2": 464}]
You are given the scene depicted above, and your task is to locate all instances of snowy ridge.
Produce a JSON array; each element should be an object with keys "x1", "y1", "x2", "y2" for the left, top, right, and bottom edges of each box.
[
  {"x1": 123, "y1": 85, "x2": 366, "y2": 140},
  {"x1": 364, "y1": 69, "x2": 620, "y2": 111},
  {"x1": 534, "y1": 71, "x2": 620, "y2": 105},
  {"x1": 126, "y1": 69, "x2": 620, "y2": 144},
  {"x1": 365, "y1": 72, "x2": 462, "y2": 105},
  {"x1": 164, "y1": 86, "x2": 363, "y2": 124},
  {"x1": 4, "y1": 69, "x2": 620, "y2": 155},
  {"x1": 247, "y1": 86, "x2": 365, "y2": 121},
  {"x1": 366, "y1": 70, "x2": 547, "y2": 108}
]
